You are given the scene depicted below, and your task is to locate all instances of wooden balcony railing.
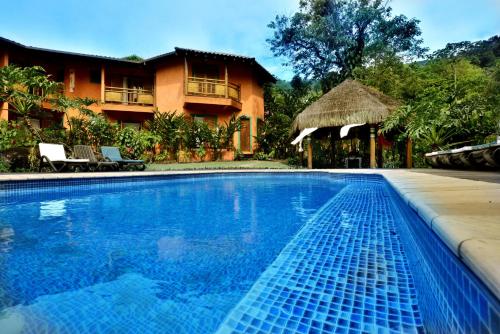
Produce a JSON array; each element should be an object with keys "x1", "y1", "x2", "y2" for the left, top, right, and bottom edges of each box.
[
  {"x1": 186, "y1": 77, "x2": 240, "y2": 102},
  {"x1": 104, "y1": 86, "x2": 154, "y2": 106}
]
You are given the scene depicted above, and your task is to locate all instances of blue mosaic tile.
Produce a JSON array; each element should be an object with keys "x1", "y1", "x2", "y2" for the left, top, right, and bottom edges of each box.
[
  {"x1": 216, "y1": 181, "x2": 425, "y2": 334},
  {"x1": 387, "y1": 184, "x2": 500, "y2": 334}
]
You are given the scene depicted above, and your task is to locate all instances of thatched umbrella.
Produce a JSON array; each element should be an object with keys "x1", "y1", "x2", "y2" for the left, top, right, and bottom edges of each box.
[
  {"x1": 291, "y1": 79, "x2": 403, "y2": 168},
  {"x1": 291, "y1": 79, "x2": 399, "y2": 132}
]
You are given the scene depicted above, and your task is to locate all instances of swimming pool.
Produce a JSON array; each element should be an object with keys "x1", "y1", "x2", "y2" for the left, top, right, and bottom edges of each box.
[{"x1": 0, "y1": 173, "x2": 498, "y2": 333}]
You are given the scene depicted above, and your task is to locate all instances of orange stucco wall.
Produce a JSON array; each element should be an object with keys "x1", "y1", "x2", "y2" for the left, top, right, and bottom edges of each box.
[
  {"x1": 154, "y1": 58, "x2": 265, "y2": 153},
  {"x1": 0, "y1": 51, "x2": 9, "y2": 120}
]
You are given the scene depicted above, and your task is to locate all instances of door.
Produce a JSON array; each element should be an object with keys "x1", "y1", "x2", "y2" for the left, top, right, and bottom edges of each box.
[{"x1": 240, "y1": 118, "x2": 251, "y2": 152}]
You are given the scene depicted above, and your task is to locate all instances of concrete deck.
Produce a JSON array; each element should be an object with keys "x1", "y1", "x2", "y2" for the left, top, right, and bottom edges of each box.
[{"x1": 0, "y1": 169, "x2": 499, "y2": 300}]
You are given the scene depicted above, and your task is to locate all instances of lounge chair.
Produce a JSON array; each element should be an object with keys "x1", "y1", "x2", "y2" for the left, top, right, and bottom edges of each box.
[
  {"x1": 100, "y1": 146, "x2": 146, "y2": 171},
  {"x1": 425, "y1": 141, "x2": 500, "y2": 170},
  {"x1": 39, "y1": 143, "x2": 89, "y2": 172},
  {"x1": 73, "y1": 145, "x2": 119, "y2": 171}
]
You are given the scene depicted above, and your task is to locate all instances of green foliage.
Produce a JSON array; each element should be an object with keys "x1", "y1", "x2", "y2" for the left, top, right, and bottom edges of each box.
[
  {"x1": 287, "y1": 155, "x2": 301, "y2": 167},
  {"x1": 0, "y1": 65, "x2": 96, "y2": 143},
  {"x1": 256, "y1": 76, "x2": 320, "y2": 158},
  {"x1": 431, "y1": 35, "x2": 500, "y2": 68},
  {"x1": 254, "y1": 152, "x2": 270, "y2": 161},
  {"x1": 233, "y1": 149, "x2": 244, "y2": 161},
  {"x1": 121, "y1": 55, "x2": 144, "y2": 62},
  {"x1": 69, "y1": 114, "x2": 118, "y2": 147},
  {"x1": 145, "y1": 111, "x2": 186, "y2": 157},
  {"x1": 353, "y1": 53, "x2": 421, "y2": 100},
  {"x1": 381, "y1": 58, "x2": 498, "y2": 146},
  {"x1": 116, "y1": 127, "x2": 148, "y2": 159},
  {"x1": 268, "y1": 0, "x2": 426, "y2": 91},
  {"x1": 0, "y1": 120, "x2": 35, "y2": 151},
  {"x1": 40, "y1": 124, "x2": 67, "y2": 145}
]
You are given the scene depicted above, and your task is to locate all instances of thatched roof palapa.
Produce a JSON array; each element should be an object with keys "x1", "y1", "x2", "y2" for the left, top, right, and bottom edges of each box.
[{"x1": 291, "y1": 79, "x2": 400, "y2": 132}]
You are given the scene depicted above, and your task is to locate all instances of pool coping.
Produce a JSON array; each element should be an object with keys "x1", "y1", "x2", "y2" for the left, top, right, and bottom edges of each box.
[{"x1": 1, "y1": 169, "x2": 499, "y2": 301}]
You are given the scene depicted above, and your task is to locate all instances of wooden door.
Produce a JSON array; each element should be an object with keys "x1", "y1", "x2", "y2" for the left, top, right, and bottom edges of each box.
[{"x1": 240, "y1": 118, "x2": 251, "y2": 152}]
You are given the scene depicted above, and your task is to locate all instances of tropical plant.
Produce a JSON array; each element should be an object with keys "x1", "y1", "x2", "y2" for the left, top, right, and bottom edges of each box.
[
  {"x1": 0, "y1": 65, "x2": 96, "y2": 144},
  {"x1": 0, "y1": 65, "x2": 62, "y2": 139},
  {"x1": 210, "y1": 114, "x2": 242, "y2": 160},
  {"x1": 145, "y1": 111, "x2": 187, "y2": 158},
  {"x1": 115, "y1": 127, "x2": 155, "y2": 159},
  {"x1": 256, "y1": 77, "x2": 320, "y2": 158},
  {"x1": 0, "y1": 120, "x2": 35, "y2": 151}
]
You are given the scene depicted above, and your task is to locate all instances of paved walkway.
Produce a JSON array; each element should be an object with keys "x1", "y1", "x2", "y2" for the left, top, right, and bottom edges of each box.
[
  {"x1": 408, "y1": 169, "x2": 500, "y2": 184},
  {"x1": 0, "y1": 169, "x2": 499, "y2": 300}
]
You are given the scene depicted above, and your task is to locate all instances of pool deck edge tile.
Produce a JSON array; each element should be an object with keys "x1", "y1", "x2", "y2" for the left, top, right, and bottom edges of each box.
[
  {"x1": 373, "y1": 170, "x2": 500, "y2": 301},
  {"x1": 1, "y1": 169, "x2": 499, "y2": 301}
]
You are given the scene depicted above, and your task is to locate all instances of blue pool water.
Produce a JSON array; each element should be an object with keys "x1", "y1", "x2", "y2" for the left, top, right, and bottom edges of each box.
[
  {"x1": 0, "y1": 174, "x2": 342, "y2": 333},
  {"x1": 0, "y1": 173, "x2": 498, "y2": 334}
]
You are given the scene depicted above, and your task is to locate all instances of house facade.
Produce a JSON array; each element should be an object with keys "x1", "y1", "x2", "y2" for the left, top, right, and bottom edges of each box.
[{"x1": 0, "y1": 37, "x2": 275, "y2": 155}]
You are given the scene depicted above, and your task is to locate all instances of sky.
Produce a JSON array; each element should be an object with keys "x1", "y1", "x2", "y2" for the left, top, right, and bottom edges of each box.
[{"x1": 1, "y1": 0, "x2": 499, "y2": 80}]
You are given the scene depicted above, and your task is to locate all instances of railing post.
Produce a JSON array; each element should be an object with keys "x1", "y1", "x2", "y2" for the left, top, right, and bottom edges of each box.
[
  {"x1": 184, "y1": 57, "x2": 188, "y2": 95},
  {"x1": 100, "y1": 65, "x2": 105, "y2": 103}
]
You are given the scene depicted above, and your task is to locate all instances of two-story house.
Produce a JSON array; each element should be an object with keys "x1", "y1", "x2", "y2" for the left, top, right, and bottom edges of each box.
[{"x1": 0, "y1": 37, "x2": 275, "y2": 156}]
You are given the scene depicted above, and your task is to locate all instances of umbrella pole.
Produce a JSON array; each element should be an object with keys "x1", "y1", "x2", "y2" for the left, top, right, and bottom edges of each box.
[{"x1": 307, "y1": 137, "x2": 313, "y2": 169}]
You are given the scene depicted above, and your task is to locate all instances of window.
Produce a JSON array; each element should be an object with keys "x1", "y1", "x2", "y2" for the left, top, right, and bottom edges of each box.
[
  {"x1": 122, "y1": 122, "x2": 141, "y2": 130},
  {"x1": 55, "y1": 69, "x2": 65, "y2": 83},
  {"x1": 193, "y1": 115, "x2": 217, "y2": 129},
  {"x1": 191, "y1": 64, "x2": 220, "y2": 79},
  {"x1": 89, "y1": 70, "x2": 100, "y2": 84},
  {"x1": 29, "y1": 118, "x2": 40, "y2": 129},
  {"x1": 69, "y1": 69, "x2": 75, "y2": 92}
]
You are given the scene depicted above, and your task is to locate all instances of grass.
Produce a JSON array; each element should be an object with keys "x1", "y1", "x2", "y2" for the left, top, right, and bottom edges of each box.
[{"x1": 146, "y1": 160, "x2": 295, "y2": 171}]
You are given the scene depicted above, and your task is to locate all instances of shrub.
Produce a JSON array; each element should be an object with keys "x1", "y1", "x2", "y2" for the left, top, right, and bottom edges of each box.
[
  {"x1": 287, "y1": 156, "x2": 301, "y2": 167},
  {"x1": 233, "y1": 149, "x2": 244, "y2": 161},
  {"x1": 116, "y1": 127, "x2": 145, "y2": 159},
  {"x1": 254, "y1": 151, "x2": 270, "y2": 161},
  {"x1": 0, "y1": 120, "x2": 35, "y2": 151}
]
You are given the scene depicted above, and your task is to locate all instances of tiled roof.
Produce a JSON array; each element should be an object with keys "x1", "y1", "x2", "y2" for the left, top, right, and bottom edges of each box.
[
  {"x1": 0, "y1": 36, "x2": 276, "y2": 82},
  {"x1": 0, "y1": 36, "x2": 140, "y2": 64}
]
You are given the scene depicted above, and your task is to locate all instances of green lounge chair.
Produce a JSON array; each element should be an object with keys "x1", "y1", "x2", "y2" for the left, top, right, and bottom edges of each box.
[
  {"x1": 100, "y1": 146, "x2": 146, "y2": 171},
  {"x1": 73, "y1": 145, "x2": 119, "y2": 171},
  {"x1": 39, "y1": 143, "x2": 89, "y2": 172}
]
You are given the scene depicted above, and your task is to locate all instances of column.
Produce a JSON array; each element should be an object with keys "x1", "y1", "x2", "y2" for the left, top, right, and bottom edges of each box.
[
  {"x1": 307, "y1": 137, "x2": 313, "y2": 169},
  {"x1": 370, "y1": 127, "x2": 376, "y2": 168},
  {"x1": 224, "y1": 63, "x2": 229, "y2": 98},
  {"x1": 406, "y1": 137, "x2": 413, "y2": 168},
  {"x1": 184, "y1": 57, "x2": 188, "y2": 95}
]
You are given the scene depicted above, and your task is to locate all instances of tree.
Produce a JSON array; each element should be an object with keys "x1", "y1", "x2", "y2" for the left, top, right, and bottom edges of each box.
[
  {"x1": 268, "y1": 0, "x2": 426, "y2": 91},
  {"x1": 380, "y1": 58, "x2": 498, "y2": 151},
  {"x1": 431, "y1": 35, "x2": 500, "y2": 68},
  {"x1": 122, "y1": 55, "x2": 144, "y2": 62},
  {"x1": 256, "y1": 76, "x2": 321, "y2": 158},
  {"x1": 0, "y1": 65, "x2": 62, "y2": 139}
]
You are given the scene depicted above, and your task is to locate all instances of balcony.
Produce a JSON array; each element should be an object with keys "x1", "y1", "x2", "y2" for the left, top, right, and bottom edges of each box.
[
  {"x1": 102, "y1": 86, "x2": 155, "y2": 113},
  {"x1": 184, "y1": 77, "x2": 242, "y2": 111}
]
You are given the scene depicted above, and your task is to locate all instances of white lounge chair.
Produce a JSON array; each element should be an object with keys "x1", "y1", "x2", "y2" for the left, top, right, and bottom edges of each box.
[{"x1": 39, "y1": 143, "x2": 89, "y2": 172}]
